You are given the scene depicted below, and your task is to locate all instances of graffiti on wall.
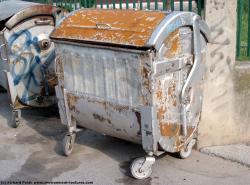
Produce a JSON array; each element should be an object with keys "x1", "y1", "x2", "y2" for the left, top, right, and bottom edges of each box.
[{"x1": 205, "y1": 0, "x2": 235, "y2": 110}]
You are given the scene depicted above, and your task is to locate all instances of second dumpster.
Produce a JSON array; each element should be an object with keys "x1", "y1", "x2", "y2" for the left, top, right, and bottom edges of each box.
[
  {"x1": 0, "y1": 1, "x2": 64, "y2": 127},
  {"x1": 51, "y1": 9, "x2": 210, "y2": 179}
]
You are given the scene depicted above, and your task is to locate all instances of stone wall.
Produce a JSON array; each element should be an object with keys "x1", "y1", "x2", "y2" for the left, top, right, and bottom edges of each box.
[{"x1": 198, "y1": 0, "x2": 250, "y2": 147}]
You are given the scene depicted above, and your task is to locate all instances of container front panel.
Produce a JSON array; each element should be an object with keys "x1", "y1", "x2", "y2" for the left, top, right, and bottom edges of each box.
[
  {"x1": 57, "y1": 43, "x2": 145, "y2": 108},
  {"x1": 56, "y1": 43, "x2": 150, "y2": 142}
]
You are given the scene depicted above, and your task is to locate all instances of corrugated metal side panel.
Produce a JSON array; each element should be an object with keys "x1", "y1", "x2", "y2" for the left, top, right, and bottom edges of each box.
[{"x1": 56, "y1": 43, "x2": 144, "y2": 107}]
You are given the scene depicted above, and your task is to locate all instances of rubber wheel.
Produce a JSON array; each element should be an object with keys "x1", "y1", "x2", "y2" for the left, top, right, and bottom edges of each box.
[
  {"x1": 130, "y1": 157, "x2": 152, "y2": 180},
  {"x1": 11, "y1": 110, "x2": 21, "y2": 128},
  {"x1": 178, "y1": 139, "x2": 196, "y2": 159},
  {"x1": 62, "y1": 133, "x2": 76, "y2": 156}
]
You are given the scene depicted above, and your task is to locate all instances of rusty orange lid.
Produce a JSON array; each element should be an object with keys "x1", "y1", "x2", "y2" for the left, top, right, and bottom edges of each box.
[{"x1": 50, "y1": 9, "x2": 166, "y2": 47}]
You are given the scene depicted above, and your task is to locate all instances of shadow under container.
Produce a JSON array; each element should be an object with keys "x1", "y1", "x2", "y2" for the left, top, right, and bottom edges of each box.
[
  {"x1": 50, "y1": 9, "x2": 211, "y2": 179},
  {"x1": 0, "y1": 1, "x2": 63, "y2": 127}
]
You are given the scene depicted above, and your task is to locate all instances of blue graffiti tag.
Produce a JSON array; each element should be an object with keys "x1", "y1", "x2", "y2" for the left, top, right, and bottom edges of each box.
[{"x1": 8, "y1": 29, "x2": 55, "y2": 103}]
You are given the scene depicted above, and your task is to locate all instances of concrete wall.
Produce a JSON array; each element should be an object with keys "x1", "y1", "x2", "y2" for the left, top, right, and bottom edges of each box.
[{"x1": 198, "y1": 0, "x2": 250, "y2": 148}]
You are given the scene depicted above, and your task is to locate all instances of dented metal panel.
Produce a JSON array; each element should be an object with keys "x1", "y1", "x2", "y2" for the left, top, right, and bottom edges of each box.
[
  {"x1": 50, "y1": 9, "x2": 166, "y2": 47},
  {"x1": 67, "y1": 92, "x2": 142, "y2": 143}
]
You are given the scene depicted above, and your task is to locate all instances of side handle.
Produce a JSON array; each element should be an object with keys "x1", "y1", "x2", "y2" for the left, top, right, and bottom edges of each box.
[{"x1": 180, "y1": 15, "x2": 202, "y2": 137}]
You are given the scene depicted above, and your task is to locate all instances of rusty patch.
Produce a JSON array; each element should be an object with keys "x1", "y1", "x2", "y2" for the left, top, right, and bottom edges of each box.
[
  {"x1": 168, "y1": 82, "x2": 176, "y2": 96},
  {"x1": 141, "y1": 66, "x2": 149, "y2": 79},
  {"x1": 79, "y1": 95, "x2": 130, "y2": 113},
  {"x1": 156, "y1": 80, "x2": 163, "y2": 102},
  {"x1": 56, "y1": 56, "x2": 64, "y2": 81},
  {"x1": 167, "y1": 81, "x2": 177, "y2": 107},
  {"x1": 159, "y1": 122, "x2": 197, "y2": 150},
  {"x1": 157, "y1": 106, "x2": 166, "y2": 121},
  {"x1": 67, "y1": 93, "x2": 80, "y2": 113},
  {"x1": 160, "y1": 122, "x2": 181, "y2": 137},
  {"x1": 14, "y1": 98, "x2": 27, "y2": 109},
  {"x1": 51, "y1": 9, "x2": 165, "y2": 47},
  {"x1": 40, "y1": 74, "x2": 57, "y2": 96},
  {"x1": 108, "y1": 102, "x2": 130, "y2": 112},
  {"x1": 134, "y1": 111, "x2": 141, "y2": 126},
  {"x1": 141, "y1": 69, "x2": 150, "y2": 90},
  {"x1": 141, "y1": 65, "x2": 151, "y2": 106},
  {"x1": 164, "y1": 29, "x2": 181, "y2": 59},
  {"x1": 93, "y1": 113, "x2": 112, "y2": 124},
  {"x1": 134, "y1": 111, "x2": 141, "y2": 136}
]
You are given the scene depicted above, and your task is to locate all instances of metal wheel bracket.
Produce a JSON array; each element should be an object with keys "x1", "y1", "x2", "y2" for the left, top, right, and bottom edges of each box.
[
  {"x1": 187, "y1": 139, "x2": 196, "y2": 150},
  {"x1": 13, "y1": 109, "x2": 21, "y2": 120},
  {"x1": 139, "y1": 156, "x2": 156, "y2": 173}
]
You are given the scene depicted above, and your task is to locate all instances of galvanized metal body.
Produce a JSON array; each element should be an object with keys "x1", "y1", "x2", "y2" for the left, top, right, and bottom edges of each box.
[
  {"x1": 52, "y1": 9, "x2": 210, "y2": 156},
  {"x1": 0, "y1": 0, "x2": 38, "y2": 22},
  {"x1": 0, "y1": 2, "x2": 61, "y2": 108}
]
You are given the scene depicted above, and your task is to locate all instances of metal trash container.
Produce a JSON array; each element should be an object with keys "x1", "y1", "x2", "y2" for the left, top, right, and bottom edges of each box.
[
  {"x1": 51, "y1": 9, "x2": 210, "y2": 179},
  {"x1": 0, "y1": 1, "x2": 63, "y2": 127}
]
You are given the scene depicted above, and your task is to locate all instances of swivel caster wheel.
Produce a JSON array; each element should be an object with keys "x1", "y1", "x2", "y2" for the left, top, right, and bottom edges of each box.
[
  {"x1": 62, "y1": 133, "x2": 76, "y2": 156},
  {"x1": 130, "y1": 156, "x2": 155, "y2": 179},
  {"x1": 11, "y1": 109, "x2": 21, "y2": 128},
  {"x1": 178, "y1": 139, "x2": 196, "y2": 159}
]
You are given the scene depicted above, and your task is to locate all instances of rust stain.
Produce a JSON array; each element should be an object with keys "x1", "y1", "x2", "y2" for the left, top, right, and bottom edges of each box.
[
  {"x1": 164, "y1": 29, "x2": 181, "y2": 59},
  {"x1": 156, "y1": 80, "x2": 163, "y2": 102},
  {"x1": 167, "y1": 81, "x2": 177, "y2": 107},
  {"x1": 56, "y1": 56, "x2": 64, "y2": 80},
  {"x1": 93, "y1": 113, "x2": 112, "y2": 124},
  {"x1": 141, "y1": 66, "x2": 149, "y2": 79},
  {"x1": 107, "y1": 102, "x2": 129, "y2": 112},
  {"x1": 157, "y1": 106, "x2": 166, "y2": 121},
  {"x1": 168, "y1": 82, "x2": 176, "y2": 96},
  {"x1": 14, "y1": 98, "x2": 27, "y2": 109},
  {"x1": 134, "y1": 111, "x2": 141, "y2": 136},
  {"x1": 40, "y1": 73, "x2": 57, "y2": 96},
  {"x1": 51, "y1": 9, "x2": 165, "y2": 47},
  {"x1": 134, "y1": 111, "x2": 141, "y2": 126},
  {"x1": 141, "y1": 65, "x2": 151, "y2": 106},
  {"x1": 67, "y1": 93, "x2": 79, "y2": 113},
  {"x1": 83, "y1": 95, "x2": 129, "y2": 113},
  {"x1": 159, "y1": 122, "x2": 197, "y2": 150},
  {"x1": 141, "y1": 96, "x2": 150, "y2": 106},
  {"x1": 160, "y1": 122, "x2": 181, "y2": 137}
]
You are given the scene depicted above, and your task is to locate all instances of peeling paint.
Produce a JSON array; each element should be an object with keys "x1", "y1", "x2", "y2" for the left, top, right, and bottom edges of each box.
[
  {"x1": 164, "y1": 29, "x2": 182, "y2": 59},
  {"x1": 51, "y1": 9, "x2": 165, "y2": 47}
]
